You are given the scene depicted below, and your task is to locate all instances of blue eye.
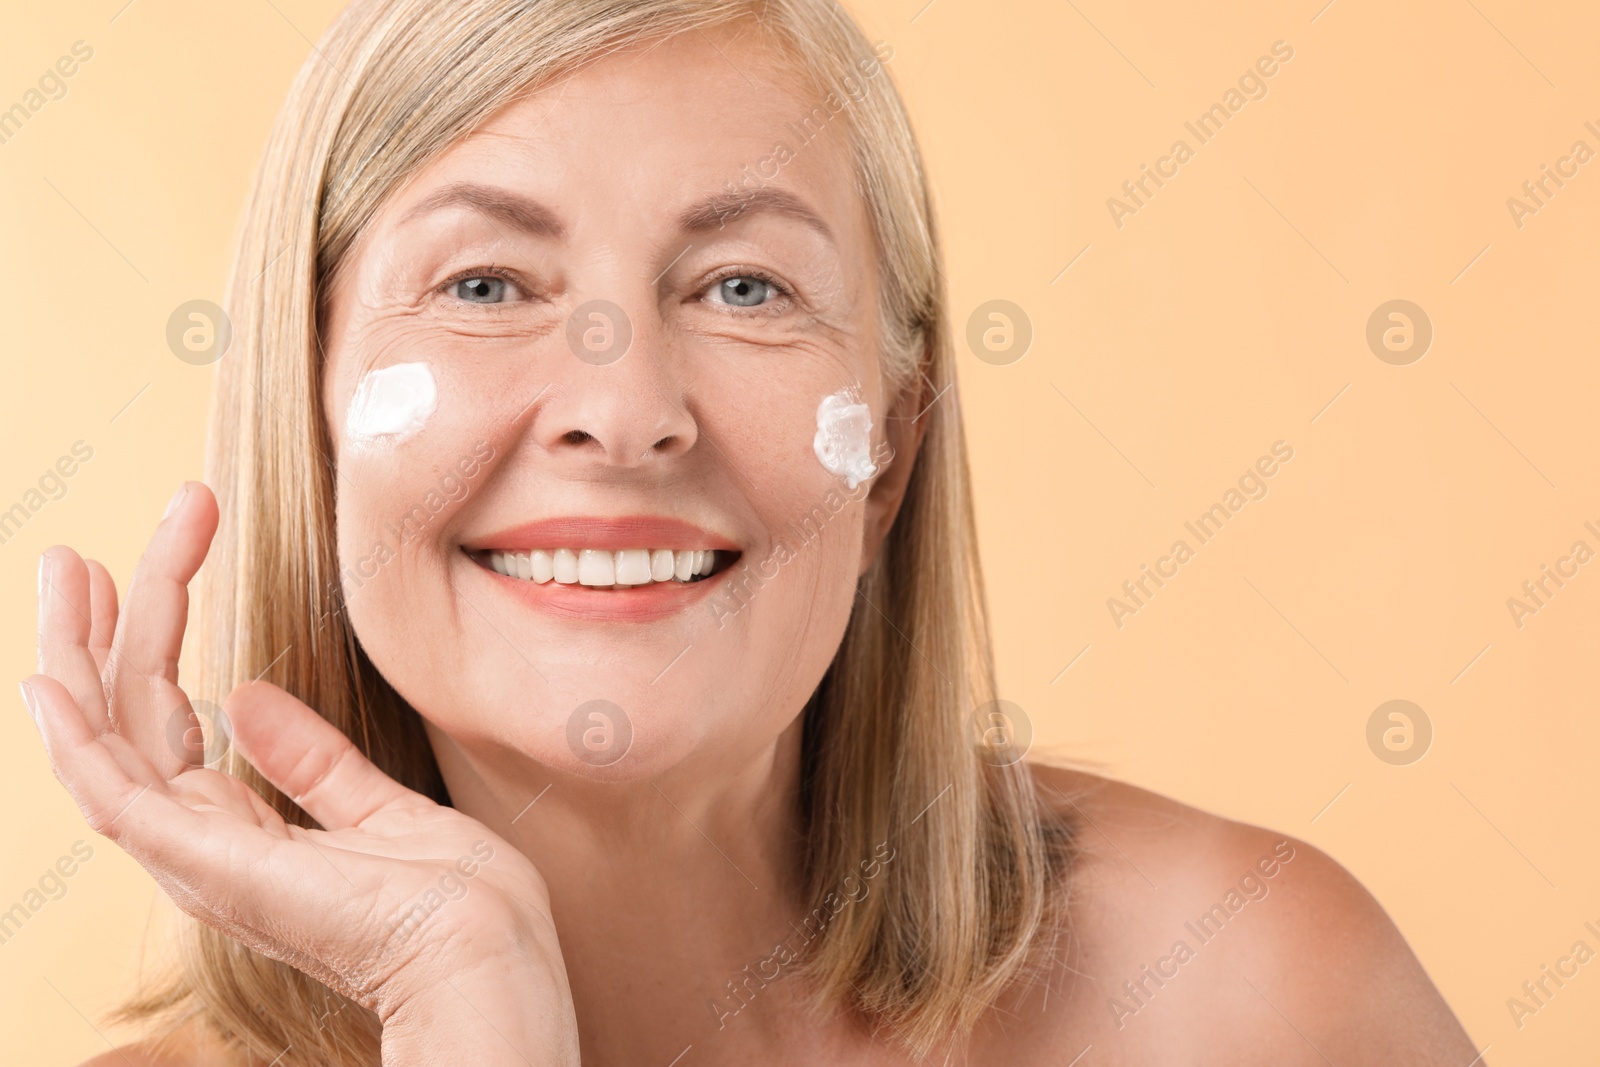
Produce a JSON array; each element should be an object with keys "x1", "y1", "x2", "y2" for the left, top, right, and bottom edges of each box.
[
  {"x1": 717, "y1": 276, "x2": 771, "y2": 307},
  {"x1": 454, "y1": 275, "x2": 508, "y2": 303}
]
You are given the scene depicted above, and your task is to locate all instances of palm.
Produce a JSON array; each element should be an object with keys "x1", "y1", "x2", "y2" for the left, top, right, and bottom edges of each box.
[{"x1": 25, "y1": 482, "x2": 550, "y2": 1015}]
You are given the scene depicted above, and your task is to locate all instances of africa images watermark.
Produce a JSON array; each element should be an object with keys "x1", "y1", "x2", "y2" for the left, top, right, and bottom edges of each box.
[
  {"x1": 0, "y1": 440, "x2": 94, "y2": 548},
  {"x1": 705, "y1": 839, "x2": 898, "y2": 1030},
  {"x1": 712, "y1": 39, "x2": 895, "y2": 227},
  {"x1": 1504, "y1": 517, "x2": 1600, "y2": 630},
  {"x1": 1107, "y1": 839, "x2": 1297, "y2": 1028},
  {"x1": 1107, "y1": 440, "x2": 1295, "y2": 628},
  {"x1": 0, "y1": 40, "x2": 95, "y2": 149},
  {"x1": 305, "y1": 840, "x2": 498, "y2": 1037},
  {"x1": 1505, "y1": 119, "x2": 1600, "y2": 230},
  {"x1": 1505, "y1": 917, "x2": 1600, "y2": 1031},
  {"x1": 707, "y1": 438, "x2": 895, "y2": 628},
  {"x1": 316, "y1": 440, "x2": 497, "y2": 624},
  {"x1": 1106, "y1": 39, "x2": 1295, "y2": 229},
  {"x1": 0, "y1": 840, "x2": 95, "y2": 948}
]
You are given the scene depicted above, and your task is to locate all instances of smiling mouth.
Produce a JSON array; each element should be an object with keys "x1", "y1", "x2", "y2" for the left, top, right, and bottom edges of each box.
[{"x1": 470, "y1": 547, "x2": 738, "y2": 589}]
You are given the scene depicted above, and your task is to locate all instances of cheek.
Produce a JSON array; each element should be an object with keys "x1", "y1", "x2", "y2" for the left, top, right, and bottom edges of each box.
[
  {"x1": 811, "y1": 388, "x2": 878, "y2": 489},
  {"x1": 329, "y1": 362, "x2": 515, "y2": 653},
  {"x1": 700, "y1": 369, "x2": 877, "y2": 526},
  {"x1": 335, "y1": 360, "x2": 473, "y2": 540},
  {"x1": 345, "y1": 362, "x2": 437, "y2": 442},
  {"x1": 691, "y1": 377, "x2": 875, "y2": 654},
  {"x1": 334, "y1": 361, "x2": 449, "y2": 587}
]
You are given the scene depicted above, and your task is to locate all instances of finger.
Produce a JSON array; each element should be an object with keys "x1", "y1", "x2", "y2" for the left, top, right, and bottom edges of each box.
[
  {"x1": 21, "y1": 673, "x2": 176, "y2": 835},
  {"x1": 83, "y1": 557, "x2": 119, "y2": 676},
  {"x1": 21, "y1": 674, "x2": 326, "y2": 947},
  {"x1": 106, "y1": 481, "x2": 220, "y2": 778},
  {"x1": 36, "y1": 547, "x2": 112, "y2": 732},
  {"x1": 225, "y1": 680, "x2": 428, "y2": 831}
]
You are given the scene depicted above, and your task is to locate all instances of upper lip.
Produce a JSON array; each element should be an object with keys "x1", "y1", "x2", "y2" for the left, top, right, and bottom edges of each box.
[{"x1": 464, "y1": 515, "x2": 742, "y2": 554}]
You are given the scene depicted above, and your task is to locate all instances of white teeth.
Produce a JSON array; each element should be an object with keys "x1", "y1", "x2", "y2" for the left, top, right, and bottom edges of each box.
[
  {"x1": 486, "y1": 548, "x2": 721, "y2": 587},
  {"x1": 577, "y1": 549, "x2": 615, "y2": 586},
  {"x1": 529, "y1": 549, "x2": 554, "y2": 583},
  {"x1": 651, "y1": 548, "x2": 675, "y2": 582},
  {"x1": 553, "y1": 548, "x2": 579, "y2": 584},
  {"x1": 615, "y1": 548, "x2": 651, "y2": 585}
]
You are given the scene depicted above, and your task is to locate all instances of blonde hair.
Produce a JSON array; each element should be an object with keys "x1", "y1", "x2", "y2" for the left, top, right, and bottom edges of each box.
[{"x1": 112, "y1": 0, "x2": 1077, "y2": 1061}]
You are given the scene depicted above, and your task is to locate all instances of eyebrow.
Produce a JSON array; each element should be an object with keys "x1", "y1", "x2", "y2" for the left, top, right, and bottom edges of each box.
[
  {"x1": 677, "y1": 186, "x2": 835, "y2": 244},
  {"x1": 399, "y1": 181, "x2": 834, "y2": 245},
  {"x1": 401, "y1": 182, "x2": 566, "y2": 239}
]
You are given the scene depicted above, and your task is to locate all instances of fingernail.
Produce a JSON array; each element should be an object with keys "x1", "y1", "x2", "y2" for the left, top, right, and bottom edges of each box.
[
  {"x1": 163, "y1": 483, "x2": 189, "y2": 520},
  {"x1": 18, "y1": 681, "x2": 38, "y2": 722},
  {"x1": 36, "y1": 553, "x2": 46, "y2": 599}
]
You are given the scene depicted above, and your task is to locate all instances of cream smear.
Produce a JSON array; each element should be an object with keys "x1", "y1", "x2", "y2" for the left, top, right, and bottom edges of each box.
[
  {"x1": 346, "y1": 362, "x2": 437, "y2": 444},
  {"x1": 812, "y1": 389, "x2": 878, "y2": 489}
]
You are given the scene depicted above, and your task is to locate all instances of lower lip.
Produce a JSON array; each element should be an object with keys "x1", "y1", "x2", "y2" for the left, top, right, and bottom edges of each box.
[{"x1": 469, "y1": 555, "x2": 733, "y2": 622}]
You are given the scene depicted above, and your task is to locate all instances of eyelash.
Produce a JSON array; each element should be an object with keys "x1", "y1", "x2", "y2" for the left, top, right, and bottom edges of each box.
[
  {"x1": 701, "y1": 265, "x2": 795, "y2": 308},
  {"x1": 436, "y1": 265, "x2": 795, "y2": 308},
  {"x1": 438, "y1": 264, "x2": 522, "y2": 303}
]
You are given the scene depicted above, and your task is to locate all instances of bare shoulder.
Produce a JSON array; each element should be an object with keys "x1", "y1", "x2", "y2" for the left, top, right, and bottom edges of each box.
[
  {"x1": 998, "y1": 763, "x2": 1482, "y2": 1065},
  {"x1": 76, "y1": 1018, "x2": 251, "y2": 1067}
]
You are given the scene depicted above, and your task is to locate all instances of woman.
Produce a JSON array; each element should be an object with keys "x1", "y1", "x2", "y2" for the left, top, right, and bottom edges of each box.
[{"x1": 25, "y1": 0, "x2": 1479, "y2": 1063}]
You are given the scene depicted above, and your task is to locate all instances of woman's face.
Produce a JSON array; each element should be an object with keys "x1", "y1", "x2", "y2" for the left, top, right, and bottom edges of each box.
[{"x1": 319, "y1": 28, "x2": 914, "y2": 780}]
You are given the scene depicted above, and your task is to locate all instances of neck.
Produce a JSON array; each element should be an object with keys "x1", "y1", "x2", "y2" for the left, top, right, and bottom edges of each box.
[{"x1": 423, "y1": 711, "x2": 830, "y2": 1060}]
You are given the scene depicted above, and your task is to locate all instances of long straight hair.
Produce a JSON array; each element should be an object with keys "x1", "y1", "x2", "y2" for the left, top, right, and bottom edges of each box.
[{"x1": 111, "y1": 1, "x2": 1077, "y2": 1061}]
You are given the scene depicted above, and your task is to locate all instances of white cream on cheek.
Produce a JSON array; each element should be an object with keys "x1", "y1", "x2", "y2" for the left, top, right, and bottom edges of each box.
[
  {"x1": 345, "y1": 362, "x2": 438, "y2": 445},
  {"x1": 812, "y1": 388, "x2": 878, "y2": 490}
]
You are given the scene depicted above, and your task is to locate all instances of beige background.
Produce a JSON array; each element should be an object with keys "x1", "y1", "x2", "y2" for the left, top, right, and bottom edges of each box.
[{"x1": 2, "y1": 0, "x2": 1595, "y2": 1061}]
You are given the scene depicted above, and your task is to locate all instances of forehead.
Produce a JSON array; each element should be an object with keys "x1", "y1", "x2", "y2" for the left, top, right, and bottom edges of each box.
[{"x1": 367, "y1": 27, "x2": 873, "y2": 253}]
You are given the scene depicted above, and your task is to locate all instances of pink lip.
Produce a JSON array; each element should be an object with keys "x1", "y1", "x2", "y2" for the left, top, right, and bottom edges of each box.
[
  {"x1": 462, "y1": 515, "x2": 742, "y2": 623},
  {"x1": 465, "y1": 515, "x2": 741, "y2": 554},
  {"x1": 477, "y1": 566, "x2": 731, "y2": 622}
]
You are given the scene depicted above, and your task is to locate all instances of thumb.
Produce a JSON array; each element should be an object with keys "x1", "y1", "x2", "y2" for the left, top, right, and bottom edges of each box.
[{"x1": 224, "y1": 680, "x2": 427, "y2": 830}]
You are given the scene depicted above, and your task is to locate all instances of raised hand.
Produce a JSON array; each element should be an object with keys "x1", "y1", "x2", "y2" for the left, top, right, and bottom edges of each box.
[{"x1": 24, "y1": 481, "x2": 579, "y2": 1065}]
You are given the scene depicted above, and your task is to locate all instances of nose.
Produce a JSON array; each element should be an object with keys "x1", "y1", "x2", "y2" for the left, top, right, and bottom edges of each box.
[{"x1": 528, "y1": 301, "x2": 698, "y2": 468}]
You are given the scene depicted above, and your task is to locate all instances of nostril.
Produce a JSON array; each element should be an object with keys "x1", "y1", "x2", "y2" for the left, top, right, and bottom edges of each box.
[{"x1": 562, "y1": 429, "x2": 593, "y2": 445}]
